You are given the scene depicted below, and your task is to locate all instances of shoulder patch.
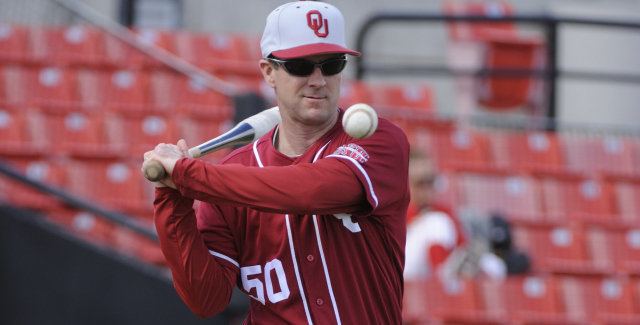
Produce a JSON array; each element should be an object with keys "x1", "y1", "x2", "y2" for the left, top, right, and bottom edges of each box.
[{"x1": 332, "y1": 143, "x2": 369, "y2": 164}]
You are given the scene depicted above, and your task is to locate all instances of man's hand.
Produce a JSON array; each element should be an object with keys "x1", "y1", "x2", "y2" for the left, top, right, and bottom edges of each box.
[{"x1": 143, "y1": 139, "x2": 190, "y2": 189}]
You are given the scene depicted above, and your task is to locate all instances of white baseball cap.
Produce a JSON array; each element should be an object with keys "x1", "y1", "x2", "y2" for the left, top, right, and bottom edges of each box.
[{"x1": 261, "y1": 1, "x2": 360, "y2": 59}]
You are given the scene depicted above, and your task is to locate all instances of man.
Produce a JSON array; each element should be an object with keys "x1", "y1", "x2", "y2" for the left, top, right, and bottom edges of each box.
[
  {"x1": 404, "y1": 148, "x2": 506, "y2": 281},
  {"x1": 143, "y1": 1, "x2": 410, "y2": 324}
]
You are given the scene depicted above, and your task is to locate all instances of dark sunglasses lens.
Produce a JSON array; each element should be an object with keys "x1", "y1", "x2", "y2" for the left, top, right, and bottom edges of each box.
[
  {"x1": 283, "y1": 60, "x2": 315, "y2": 76},
  {"x1": 320, "y1": 59, "x2": 346, "y2": 76}
]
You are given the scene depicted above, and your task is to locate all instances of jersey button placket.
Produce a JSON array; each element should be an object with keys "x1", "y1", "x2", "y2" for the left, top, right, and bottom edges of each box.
[
  {"x1": 306, "y1": 254, "x2": 315, "y2": 262},
  {"x1": 315, "y1": 298, "x2": 324, "y2": 306}
]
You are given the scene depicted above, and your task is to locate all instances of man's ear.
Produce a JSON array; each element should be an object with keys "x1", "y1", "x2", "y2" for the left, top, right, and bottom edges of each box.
[{"x1": 259, "y1": 59, "x2": 276, "y2": 88}]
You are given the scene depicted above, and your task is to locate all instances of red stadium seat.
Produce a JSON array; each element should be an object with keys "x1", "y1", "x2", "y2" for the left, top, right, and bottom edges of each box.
[
  {"x1": 557, "y1": 276, "x2": 640, "y2": 324},
  {"x1": 104, "y1": 28, "x2": 176, "y2": 67},
  {"x1": 149, "y1": 70, "x2": 232, "y2": 118},
  {"x1": 0, "y1": 65, "x2": 29, "y2": 108},
  {"x1": 29, "y1": 25, "x2": 105, "y2": 66},
  {"x1": 609, "y1": 228, "x2": 640, "y2": 274},
  {"x1": 112, "y1": 227, "x2": 165, "y2": 265},
  {"x1": 513, "y1": 224, "x2": 593, "y2": 274},
  {"x1": 614, "y1": 180, "x2": 640, "y2": 225},
  {"x1": 178, "y1": 116, "x2": 232, "y2": 163},
  {"x1": 561, "y1": 134, "x2": 636, "y2": 177},
  {"x1": 489, "y1": 131, "x2": 564, "y2": 173},
  {"x1": 459, "y1": 173, "x2": 543, "y2": 222},
  {"x1": 0, "y1": 24, "x2": 29, "y2": 63},
  {"x1": 403, "y1": 279, "x2": 488, "y2": 324},
  {"x1": 0, "y1": 158, "x2": 66, "y2": 210},
  {"x1": 107, "y1": 113, "x2": 178, "y2": 157},
  {"x1": 66, "y1": 159, "x2": 148, "y2": 214},
  {"x1": 44, "y1": 208, "x2": 117, "y2": 246},
  {"x1": 0, "y1": 109, "x2": 46, "y2": 156},
  {"x1": 370, "y1": 83, "x2": 435, "y2": 112},
  {"x1": 43, "y1": 111, "x2": 121, "y2": 158},
  {"x1": 27, "y1": 66, "x2": 78, "y2": 110},
  {"x1": 540, "y1": 176, "x2": 616, "y2": 224},
  {"x1": 78, "y1": 68, "x2": 150, "y2": 112},
  {"x1": 174, "y1": 31, "x2": 259, "y2": 75},
  {"x1": 427, "y1": 127, "x2": 492, "y2": 170},
  {"x1": 503, "y1": 275, "x2": 570, "y2": 324},
  {"x1": 444, "y1": 0, "x2": 517, "y2": 42}
]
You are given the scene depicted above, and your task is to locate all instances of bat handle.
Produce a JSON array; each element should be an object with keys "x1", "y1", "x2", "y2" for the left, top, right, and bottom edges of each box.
[{"x1": 142, "y1": 159, "x2": 166, "y2": 182}]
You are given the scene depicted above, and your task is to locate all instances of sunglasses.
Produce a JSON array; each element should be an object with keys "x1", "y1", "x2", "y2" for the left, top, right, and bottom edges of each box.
[{"x1": 268, "y1": 56, "x2": 347, "y2": 77}]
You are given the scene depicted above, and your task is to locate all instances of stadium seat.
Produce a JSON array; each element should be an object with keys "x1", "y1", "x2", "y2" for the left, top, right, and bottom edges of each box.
[
  {"x1": 427, "y1": 127, "x2": 492, "y2": 170},
  {"x1": 370, "y1": 83, "x2": 435, "y2": 112},
  {"x1": 149, "y1": 70, "x2": 232, "y2": 118},
  {"x1": 78, "y1": 68, "x2": 150, "y2": 113},
  {"x1": 44, "y1": 208, "x2": 117, "y2": 246},
  {"x1": 403, "y1": 279, "x2": 490, "y2": 324},
  {"x1": 178, "y1": 116, "x2": 232, "y2": 163},
  {"x1": 561, "y1": 134, "x2": 636, "y2": 177},
  {"x1": 112, "y1": 227, "x2": 165, "y2": 265},
  {"x1": 28, "y1": 25, "x2": 105, "y2": 66},
  {"x1": 503, "y1": 275, "x2": 571, "y2": 324},
  {"x1": 106, "y1": 113, "x2": 178, "y2": 157},
  {"x1": 488, "y1": 131, "x2": 564, "y2": 173},
  {"x1": 444, "y1": 0, "x2": 517, "y2": 41},
  {"x1": 614, "y1": 180, "x2": 640, "y2": 225},
  {"x1": 0, "y1": 109, "x2": 46, "y2": 156},
  {"x1": 557, "y1": 276, "x2": 640, "y2": 325},
  {"x1": 0, "y1": 64, "x2": 29, "y2": 108},
  {"x1": 0, "y1": 24, "x2": 29, "y2": 63},
  {"x1": 540, "y1": 175, "x2": 617, "y2": 224},
  {"x1": 459, "y1": 172, "x2": 543, "y2": 222},
  {"x1": 27, "y1": 66, "x2": 78, "y2": 110},
  {"x1": 513, "y1": 224, "x2": 594, "y2": 274},
  {"x1": 43, "y1": 111, "x2": 122, "y2": 158},
  {"x1": 0, "y1": 158, "x2": 66, "y2": 210},
  {"x1": 103, "y1": 28, "x2": 176, "y2": 67},
  {"x1": 173, "y1": 31, "x2": 260, "y2": 75},
  {"x1": 66, "y1": 159, "x2": 148, "y2": 214},
  {"x1": 609, "y1": 228, "x2": 640, "y2": 274},
  {"x1": 443, "y1": 0, "x2": 544, "y2": 111}
]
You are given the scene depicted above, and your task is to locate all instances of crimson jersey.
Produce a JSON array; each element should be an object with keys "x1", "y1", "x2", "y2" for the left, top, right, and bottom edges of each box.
[{"x1": 153, "y1": 109, "x2": 410, "y2": 324}]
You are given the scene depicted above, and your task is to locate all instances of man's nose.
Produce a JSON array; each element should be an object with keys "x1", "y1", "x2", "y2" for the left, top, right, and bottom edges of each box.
[{"x1": 307, "y1": 66, "x2": 327, "y2": 87}]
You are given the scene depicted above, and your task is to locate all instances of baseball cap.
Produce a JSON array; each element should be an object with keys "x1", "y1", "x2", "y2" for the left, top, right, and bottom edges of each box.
[{"x1": 261, "y1": 1, "x2": 361, "y2": 59}]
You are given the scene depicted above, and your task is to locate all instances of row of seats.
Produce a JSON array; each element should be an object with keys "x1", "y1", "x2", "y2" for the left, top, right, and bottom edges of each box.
[
  {"x1": 4, "y1": 107, "x2": 640, "y2": 177},
  {"x1": 0, "y1": 64, "x2": 436, "y2": 113},
  {"x1": 0, "y1": 109, "x2": 232, "y2": 158},
  {"x1": 513, "y1": 223, "x2": 640, "y2": 275},
  {"x1": 42, "y1": 207, "x2": 164, "y2": 266},
  {"x1": 0, "y1": 23, "x2": 261, "y2": 74},
  {"x1": 432, "y1": 170, "x2": 640, "y2": 227},
  {"x1": 404, "y1": 274, "x2": 640, "y2": 325},
  {"x1": 409, "y1": 126, "x2": 640, "y2": 178},
  {"x1": 0, "y1": 64, "x2": 234, "y2": 115}
]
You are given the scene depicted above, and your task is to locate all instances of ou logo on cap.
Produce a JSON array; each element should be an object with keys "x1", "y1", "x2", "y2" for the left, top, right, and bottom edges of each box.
[{"x1": 307, "y1": 10, "x2": 329, "y2": 38}]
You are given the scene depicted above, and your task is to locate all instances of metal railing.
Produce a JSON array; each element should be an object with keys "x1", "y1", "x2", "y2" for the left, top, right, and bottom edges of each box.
[{"x1": 354, "y1": 13, "x2": 640, "y2": 123}]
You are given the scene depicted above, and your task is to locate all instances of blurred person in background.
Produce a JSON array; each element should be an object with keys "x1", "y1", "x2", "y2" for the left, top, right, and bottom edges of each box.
[{"x1": 404, "y1": 148, "x2": 508, "y2": 282}]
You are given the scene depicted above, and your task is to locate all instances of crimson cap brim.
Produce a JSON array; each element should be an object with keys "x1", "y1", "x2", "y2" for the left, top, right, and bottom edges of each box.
[{"x1": 271, "y1": 43, "x2": 361, "y2": 59}]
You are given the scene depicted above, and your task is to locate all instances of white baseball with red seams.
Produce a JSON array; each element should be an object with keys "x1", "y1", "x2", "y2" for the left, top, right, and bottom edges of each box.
[{"x1": 342, "y1": 103, "x2": 378, "y2": 139}]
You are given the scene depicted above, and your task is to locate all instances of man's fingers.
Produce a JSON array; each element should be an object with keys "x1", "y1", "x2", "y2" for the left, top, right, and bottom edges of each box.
[{"x1": 177, "y1": 139, "x2": 189, "y2": 156}]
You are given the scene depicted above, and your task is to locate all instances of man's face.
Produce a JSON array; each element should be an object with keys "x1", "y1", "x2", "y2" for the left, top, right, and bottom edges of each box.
[
  {"x1": 260, "y1": 54, "x2": 343, "y2": 126},
  {"x1": 409, "y1": 156, "x2": 437, "y2": 210}
]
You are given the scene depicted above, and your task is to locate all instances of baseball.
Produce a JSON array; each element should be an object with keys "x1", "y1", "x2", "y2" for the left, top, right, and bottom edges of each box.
[{"x1": 342, "y1": 103, "x2": 378, "y2": 139}]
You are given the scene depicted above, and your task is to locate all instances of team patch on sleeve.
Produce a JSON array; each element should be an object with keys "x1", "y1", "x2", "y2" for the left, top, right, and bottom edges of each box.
[{"x1": 332, "y1": 143, "x2": 369, "y2": 164}]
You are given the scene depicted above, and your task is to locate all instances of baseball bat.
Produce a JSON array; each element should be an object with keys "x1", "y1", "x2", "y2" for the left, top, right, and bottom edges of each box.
[{"x1": 142, "y1": 107, "x2": 281, "y2": 182}]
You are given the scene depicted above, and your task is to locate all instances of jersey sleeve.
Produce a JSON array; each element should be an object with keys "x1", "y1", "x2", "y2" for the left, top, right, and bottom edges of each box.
[
  {"x1": 153, "y1": 187, "x2": 239, "y2": 318},
  {"x1": 171, "y1": 156, "x2": 368, "y2": 215},
  {"x1": 325, "y1": 120, "x2": 410, "y2": 215}
]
